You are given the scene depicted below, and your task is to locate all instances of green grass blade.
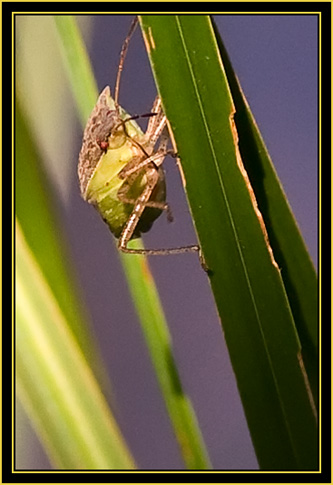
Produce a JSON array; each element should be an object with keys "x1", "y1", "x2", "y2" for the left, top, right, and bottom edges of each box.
[
  {"x1": 140, "y1": 14, "x2": 318, "y2": 470},
  {"x1": 53, "y1": 16, "x2": 98, "y2": 124},
  {"x1": 16, "y1": 221, "x2": 135, "y2": 469},
  {"x1": 212, "y1": 23, "x2": 318, "y2": 405},
  {"x1": 121, "y1": 240, "x2": 211, "y2": 469},
  {"x1": 53, "y1": 15, "x2": 211, "y2": 469},
  {"x1": 15, "y1": 99, "x2": 103, "y2": 372}
]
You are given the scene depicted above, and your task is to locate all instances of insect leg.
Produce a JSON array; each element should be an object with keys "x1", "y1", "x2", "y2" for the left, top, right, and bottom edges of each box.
[
  {"x1": 118, "y1": 169, "x2": 199, "y2": 256},
  {"x1": 145, "y1": 97, "x2": 166, "y2": 144},
  {"x1": 118, "y1": 149, "x2": 170, "y2": 179},
  {"x1": 146, "y1": 112, "x2": 168, "y2": 148},
  {"x1": 118, "y1": 168, "x2": 160, "y2": 249},
  {"x1": 117, "y1": 164, "x2": 173, "y2": 221},
  {"x1": 118, "y1": 98, "x2": 167, "y2": 160},
  {"x1": 120, "y1": 120, "x2": 174, "y2": 180}
]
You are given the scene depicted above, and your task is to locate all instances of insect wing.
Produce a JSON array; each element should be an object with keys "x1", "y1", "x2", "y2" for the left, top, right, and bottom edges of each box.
[{"x1": 78, "y1": 86, "x2": 118, "y2": 198}]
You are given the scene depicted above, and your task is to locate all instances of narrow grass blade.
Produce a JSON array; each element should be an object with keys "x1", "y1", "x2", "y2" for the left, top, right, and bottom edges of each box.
[
  {"x1": 140, "y1": 15, "x2": 318, "y2": 470},
  {"x1": 15, "y1": 99, "x2": 103, "y2": 374},
  {"x1": 53, "y1": 15, "x2": 98, "y2": 124},
  {"x1": 16, "y1": 222, "x2": 135, "y2": 469},
  {"x1": 121, "y1": 240, "x2": 211, "y2": 469},
  {"x1": 53, "y1": 15, "x2": 211, "y2": 469}
]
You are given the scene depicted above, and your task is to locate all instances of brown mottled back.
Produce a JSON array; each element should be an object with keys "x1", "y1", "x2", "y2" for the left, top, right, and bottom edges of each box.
[{"x1": 78, "y1": 86, "x2": 118, "y2": 198}]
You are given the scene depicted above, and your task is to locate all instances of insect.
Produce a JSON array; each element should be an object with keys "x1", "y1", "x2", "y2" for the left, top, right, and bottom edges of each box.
[{"x1": 78, "y1": 16, "x2": 201, "y2": 259}]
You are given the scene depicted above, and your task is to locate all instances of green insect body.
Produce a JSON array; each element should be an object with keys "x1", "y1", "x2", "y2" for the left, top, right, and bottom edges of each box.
[{"x1": 79, "y1": 87, "x2": 166, "y2": 240}]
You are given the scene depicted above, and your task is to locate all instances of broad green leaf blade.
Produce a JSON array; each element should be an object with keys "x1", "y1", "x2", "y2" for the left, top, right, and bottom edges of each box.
[
  {"x1": 140, "y1": 15, "x2": 318, "y2": 470},
  {"x1": 16, "y1": 222, "x2": 135, "y2": 469},
  {"x1": 53, "y1": 15, "x2": 211, "y2": 469},
  {"x1": 212, "y1": 21, "x2": 318, "y2": 407}
]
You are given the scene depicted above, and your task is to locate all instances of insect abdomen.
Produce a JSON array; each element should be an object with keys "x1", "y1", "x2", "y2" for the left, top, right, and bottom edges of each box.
[{"x1": 96, "y1": 169, "x2": 166, "y2": 239}]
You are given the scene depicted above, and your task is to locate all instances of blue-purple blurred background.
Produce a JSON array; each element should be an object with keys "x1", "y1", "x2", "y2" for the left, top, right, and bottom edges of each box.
[{"x1": 16, "y1": 14, "x2": 317, "y2": 470}]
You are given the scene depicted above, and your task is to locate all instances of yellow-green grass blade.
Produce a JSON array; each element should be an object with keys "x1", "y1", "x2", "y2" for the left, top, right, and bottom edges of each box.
[
  {"x1": 140, "y1": 14, "x2": 318, "y2": 470},
  {"x1": 16, "y1": 222, "x2": 135, "y2": 469},
  {"x1": 15, "y1": 99, "x2": 104, "y2": 376},
  {"x1": 54, "y1": 15, "x2": 211, "y2": 469}
]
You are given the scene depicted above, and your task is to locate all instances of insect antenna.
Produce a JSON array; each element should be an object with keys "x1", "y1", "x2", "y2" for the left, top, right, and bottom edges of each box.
[
  {"x1": 114, "y1": 16, "x2": 139, "y2": 114},
  {"x1": 113, "y1": 16, "x2": 154, "y2": 160}
]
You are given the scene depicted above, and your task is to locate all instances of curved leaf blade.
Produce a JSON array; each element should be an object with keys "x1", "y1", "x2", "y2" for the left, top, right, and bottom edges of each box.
[
  {"x1": 16, "y1": 222, "x2": 136, "y2": 469},
  {"x1": 140, "y1": 14, "x2": 318, "y2": 470}
]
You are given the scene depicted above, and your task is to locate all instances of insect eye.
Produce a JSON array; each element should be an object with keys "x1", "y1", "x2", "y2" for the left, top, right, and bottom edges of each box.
[{"x1": 99, "y1": 141, "x2": 109, "y2": 151}]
